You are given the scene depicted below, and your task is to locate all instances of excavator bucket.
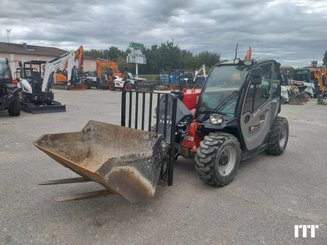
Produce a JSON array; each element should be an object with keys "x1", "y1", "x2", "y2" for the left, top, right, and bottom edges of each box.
[{"x1": 34, "y1": 120, "x2": 166, "y2": 203}]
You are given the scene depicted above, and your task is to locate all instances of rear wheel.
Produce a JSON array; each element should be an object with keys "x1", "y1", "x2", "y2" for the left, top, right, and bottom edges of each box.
[
  {"x1": 195, "y1": 133, "x2": 241, "y2": 186},
  {"x1": 108, "y1": 82, "x2": 115, "y2": 91},
  {"x1": 84, "y1": 80, "x2": 90, "y2": 89},
  {"x1": 265, "y1": 116, "x2": 289, "y2": 155},
  {"x1": 8, "y1": 98, "x2": 21, "y2": 116}
]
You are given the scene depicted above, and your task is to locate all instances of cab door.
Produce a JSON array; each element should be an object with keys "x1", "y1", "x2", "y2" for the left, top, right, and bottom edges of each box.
[{"x1": 240, "y1": 62, "x2": 275, "y2": 150}]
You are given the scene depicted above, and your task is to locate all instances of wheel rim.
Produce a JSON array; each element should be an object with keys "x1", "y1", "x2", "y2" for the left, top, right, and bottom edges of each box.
[
  {"x1": 279, "y1": 124, "x2": 287, "y2": 148},
  {"x1": 216, "y1": 146, "x2": 236, "y2": 176},
  {"x1": 125, "y1": 85, "x2": 130, "y2": 91}
]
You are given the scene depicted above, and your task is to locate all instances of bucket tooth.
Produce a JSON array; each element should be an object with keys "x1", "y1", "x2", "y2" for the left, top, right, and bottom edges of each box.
[
  {"x1": 38, "y1": 177, "x2": 91, "y2": 185},
  {"x1": 55, "y1": 189, "x2": 115, "y2": 202}
]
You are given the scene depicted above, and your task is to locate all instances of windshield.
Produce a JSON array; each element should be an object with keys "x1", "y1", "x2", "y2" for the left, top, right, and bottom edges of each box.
[
  {"x1": 0, "y1": 61, "x2": 11, "y2": 82},
  {"x1": 197, "y1": 65, "x2": 249, "y2": 117},
  {"x1": 293, "y1": 71, "x2": 308, "y2": 82}
]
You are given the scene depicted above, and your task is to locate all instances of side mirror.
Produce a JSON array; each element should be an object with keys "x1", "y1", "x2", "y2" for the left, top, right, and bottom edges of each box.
[
  {"x1": 249, "y1": 68, "x2": 262, "y2": 85},
  {"x1": 18, "y1": 61, "x2": 22, "y2": 68}
]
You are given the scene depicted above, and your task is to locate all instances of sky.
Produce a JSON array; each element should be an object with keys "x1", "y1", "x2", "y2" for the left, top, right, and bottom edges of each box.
[{"x1": 0, "y1": 0, "x2": 326, "y2": 67}]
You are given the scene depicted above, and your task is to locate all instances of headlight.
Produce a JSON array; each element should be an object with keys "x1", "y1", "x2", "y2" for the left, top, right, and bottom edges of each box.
[
  {"x1": 234, "y1": 58, "x2": 240, "y2": 64},
  {"x1": 209, "y1": 114, "x2": 224, "y2": 125},
  {"x1": 244, "y1": 60, "x2": 253, "y2": 66}
]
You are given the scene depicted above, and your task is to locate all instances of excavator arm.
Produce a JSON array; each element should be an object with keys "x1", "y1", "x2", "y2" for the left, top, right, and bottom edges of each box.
[
  {"x1": 42, "y1": 51, "x2": 73, "y2": 92},
  {"x1": 43, "y1": 46, "x2": 84, "y2": 91}
]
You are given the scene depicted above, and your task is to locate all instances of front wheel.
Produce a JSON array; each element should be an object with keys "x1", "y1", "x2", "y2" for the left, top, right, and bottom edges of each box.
[
  {"x1": 123, "y1": 82, "x2": 132, "y2": 92},
  {"x1": 195, "y1": 133, "x2": 241, "y2": 186},
  {"x1": 108, "y1": 82, "x2": 115, "y2": 91},
  {"x1": 8, "y1": 98, "x2": 21, "y2": 116},
  {"x1": 265, "y1": 116, "x2": 289, "y2": 155}
]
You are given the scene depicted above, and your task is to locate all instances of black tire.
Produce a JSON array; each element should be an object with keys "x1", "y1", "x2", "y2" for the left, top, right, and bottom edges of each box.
[
  {"x1": 108, "y1": 82, "x2": 115, "y2": 91},
  {"x1": 280, "y1": 96, "x2": 286, "y2": 104},
  {"x1": 195, "y1": 133, "x2": 241, "y2": 186},
  {"x1": 265, "y1": 116, "x2": 289, "y2": 155},
  {"x1": 123, "y1": 82, "x2": 132, "y2": 92},
  {"x1": 8, "y1": 98, "x2": 21, "y2": 116},
  {"x1": 84, "y1": 80, "x2": 90, "y2": 89}
]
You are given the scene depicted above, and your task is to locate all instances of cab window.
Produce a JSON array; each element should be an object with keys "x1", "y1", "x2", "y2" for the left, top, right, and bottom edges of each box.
[{"x1": 243, "y1": 63, "x2": 272, "y2": 114}]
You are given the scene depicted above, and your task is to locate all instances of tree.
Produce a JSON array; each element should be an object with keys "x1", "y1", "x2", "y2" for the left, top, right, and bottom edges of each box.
[
  {"x1": 84, "y1": 43, "x2": 221, "y2": 74},
  {"x1": 194, "y1": 51, "x2": 220, "y2": 69}
]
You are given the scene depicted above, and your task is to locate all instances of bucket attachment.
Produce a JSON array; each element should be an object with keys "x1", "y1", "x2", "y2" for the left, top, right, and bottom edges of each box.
[{"x1": 34, "y1": 120, "x2": 166, "y2": 203}]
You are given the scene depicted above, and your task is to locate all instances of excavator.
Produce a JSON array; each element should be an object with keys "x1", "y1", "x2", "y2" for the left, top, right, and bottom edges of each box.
[
  {"x1": 52, "y1": 45, "x2": 86, "y2": 90},
  {"x1": 18, "y1": 60, "x2": 66, "y2": 113},
  {"x1": 95, "y1": 58, "x2": 123, "y2": 89},
  {"x1": 18, "y1": 46, "x2": 85, "y2": 113},
  {"x1": 35, "y1": 56, "x2": 289, "y2": 203},
  {"x1": 311, "y1": 61, "x2": 327, "y2": 105}
]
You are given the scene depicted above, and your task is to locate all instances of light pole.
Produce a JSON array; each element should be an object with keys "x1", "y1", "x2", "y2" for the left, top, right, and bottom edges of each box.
[{"x1": 6, "y1": 29, "x2": 11, "y2": 43}]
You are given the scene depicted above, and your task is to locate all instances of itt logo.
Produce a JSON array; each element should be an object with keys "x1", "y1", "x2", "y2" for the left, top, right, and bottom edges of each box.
[{"x1": 294, "y1": 225, "x2": 319, "y2": 238}]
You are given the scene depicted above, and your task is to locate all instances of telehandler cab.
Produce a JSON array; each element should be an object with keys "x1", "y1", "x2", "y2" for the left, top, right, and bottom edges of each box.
[{"x1": 35, "y1": 58, "x2": 289, "y2": 202}]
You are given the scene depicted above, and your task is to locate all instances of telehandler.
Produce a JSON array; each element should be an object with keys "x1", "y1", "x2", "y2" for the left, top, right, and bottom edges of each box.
[{"x1": 35, "y1": 58, "x2": 289, "y2": 203}]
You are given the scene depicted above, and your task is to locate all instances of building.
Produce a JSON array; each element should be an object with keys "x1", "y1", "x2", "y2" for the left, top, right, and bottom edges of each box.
[{"x1": 0, "y1": 42, "x2": 96, "y2": 77}]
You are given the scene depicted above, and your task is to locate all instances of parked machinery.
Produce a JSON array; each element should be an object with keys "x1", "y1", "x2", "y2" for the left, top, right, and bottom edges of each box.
[
  {"x1": 111, "y1": 72, "x2": 147, "y2": 91},
  {"x1": 52, "y1": 45, "x2": 86, "y2": 90},
  {"x1": 95, "y1": 58, "x2": 124, "y2": 89},
  {"x1": 291, "y1": 68, "x2": 316, "y2": 98},
  {"x1": 312, "y1": 61, "x2": 327, "y2": 105},
  {"x1": 18, "y1": 60, "x2": 66, "y2": 113},
  {"x1": 18, "y1": 46, "x2": 85, "y2": 113},
  {"x1": 0, "y1": 58, "x2": 21, "y2": 116}
]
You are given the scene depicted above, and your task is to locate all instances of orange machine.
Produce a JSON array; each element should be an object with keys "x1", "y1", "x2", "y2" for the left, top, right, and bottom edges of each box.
[
  {"x1": 96, "y1": 58, "x2": 123, "y2": 89},
  {"x1": 311, "y1": 61, "x2": 327, "y2": 105},
  {"x1": 54, "y1": 71, "x2": 67, "y2": 84}
]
